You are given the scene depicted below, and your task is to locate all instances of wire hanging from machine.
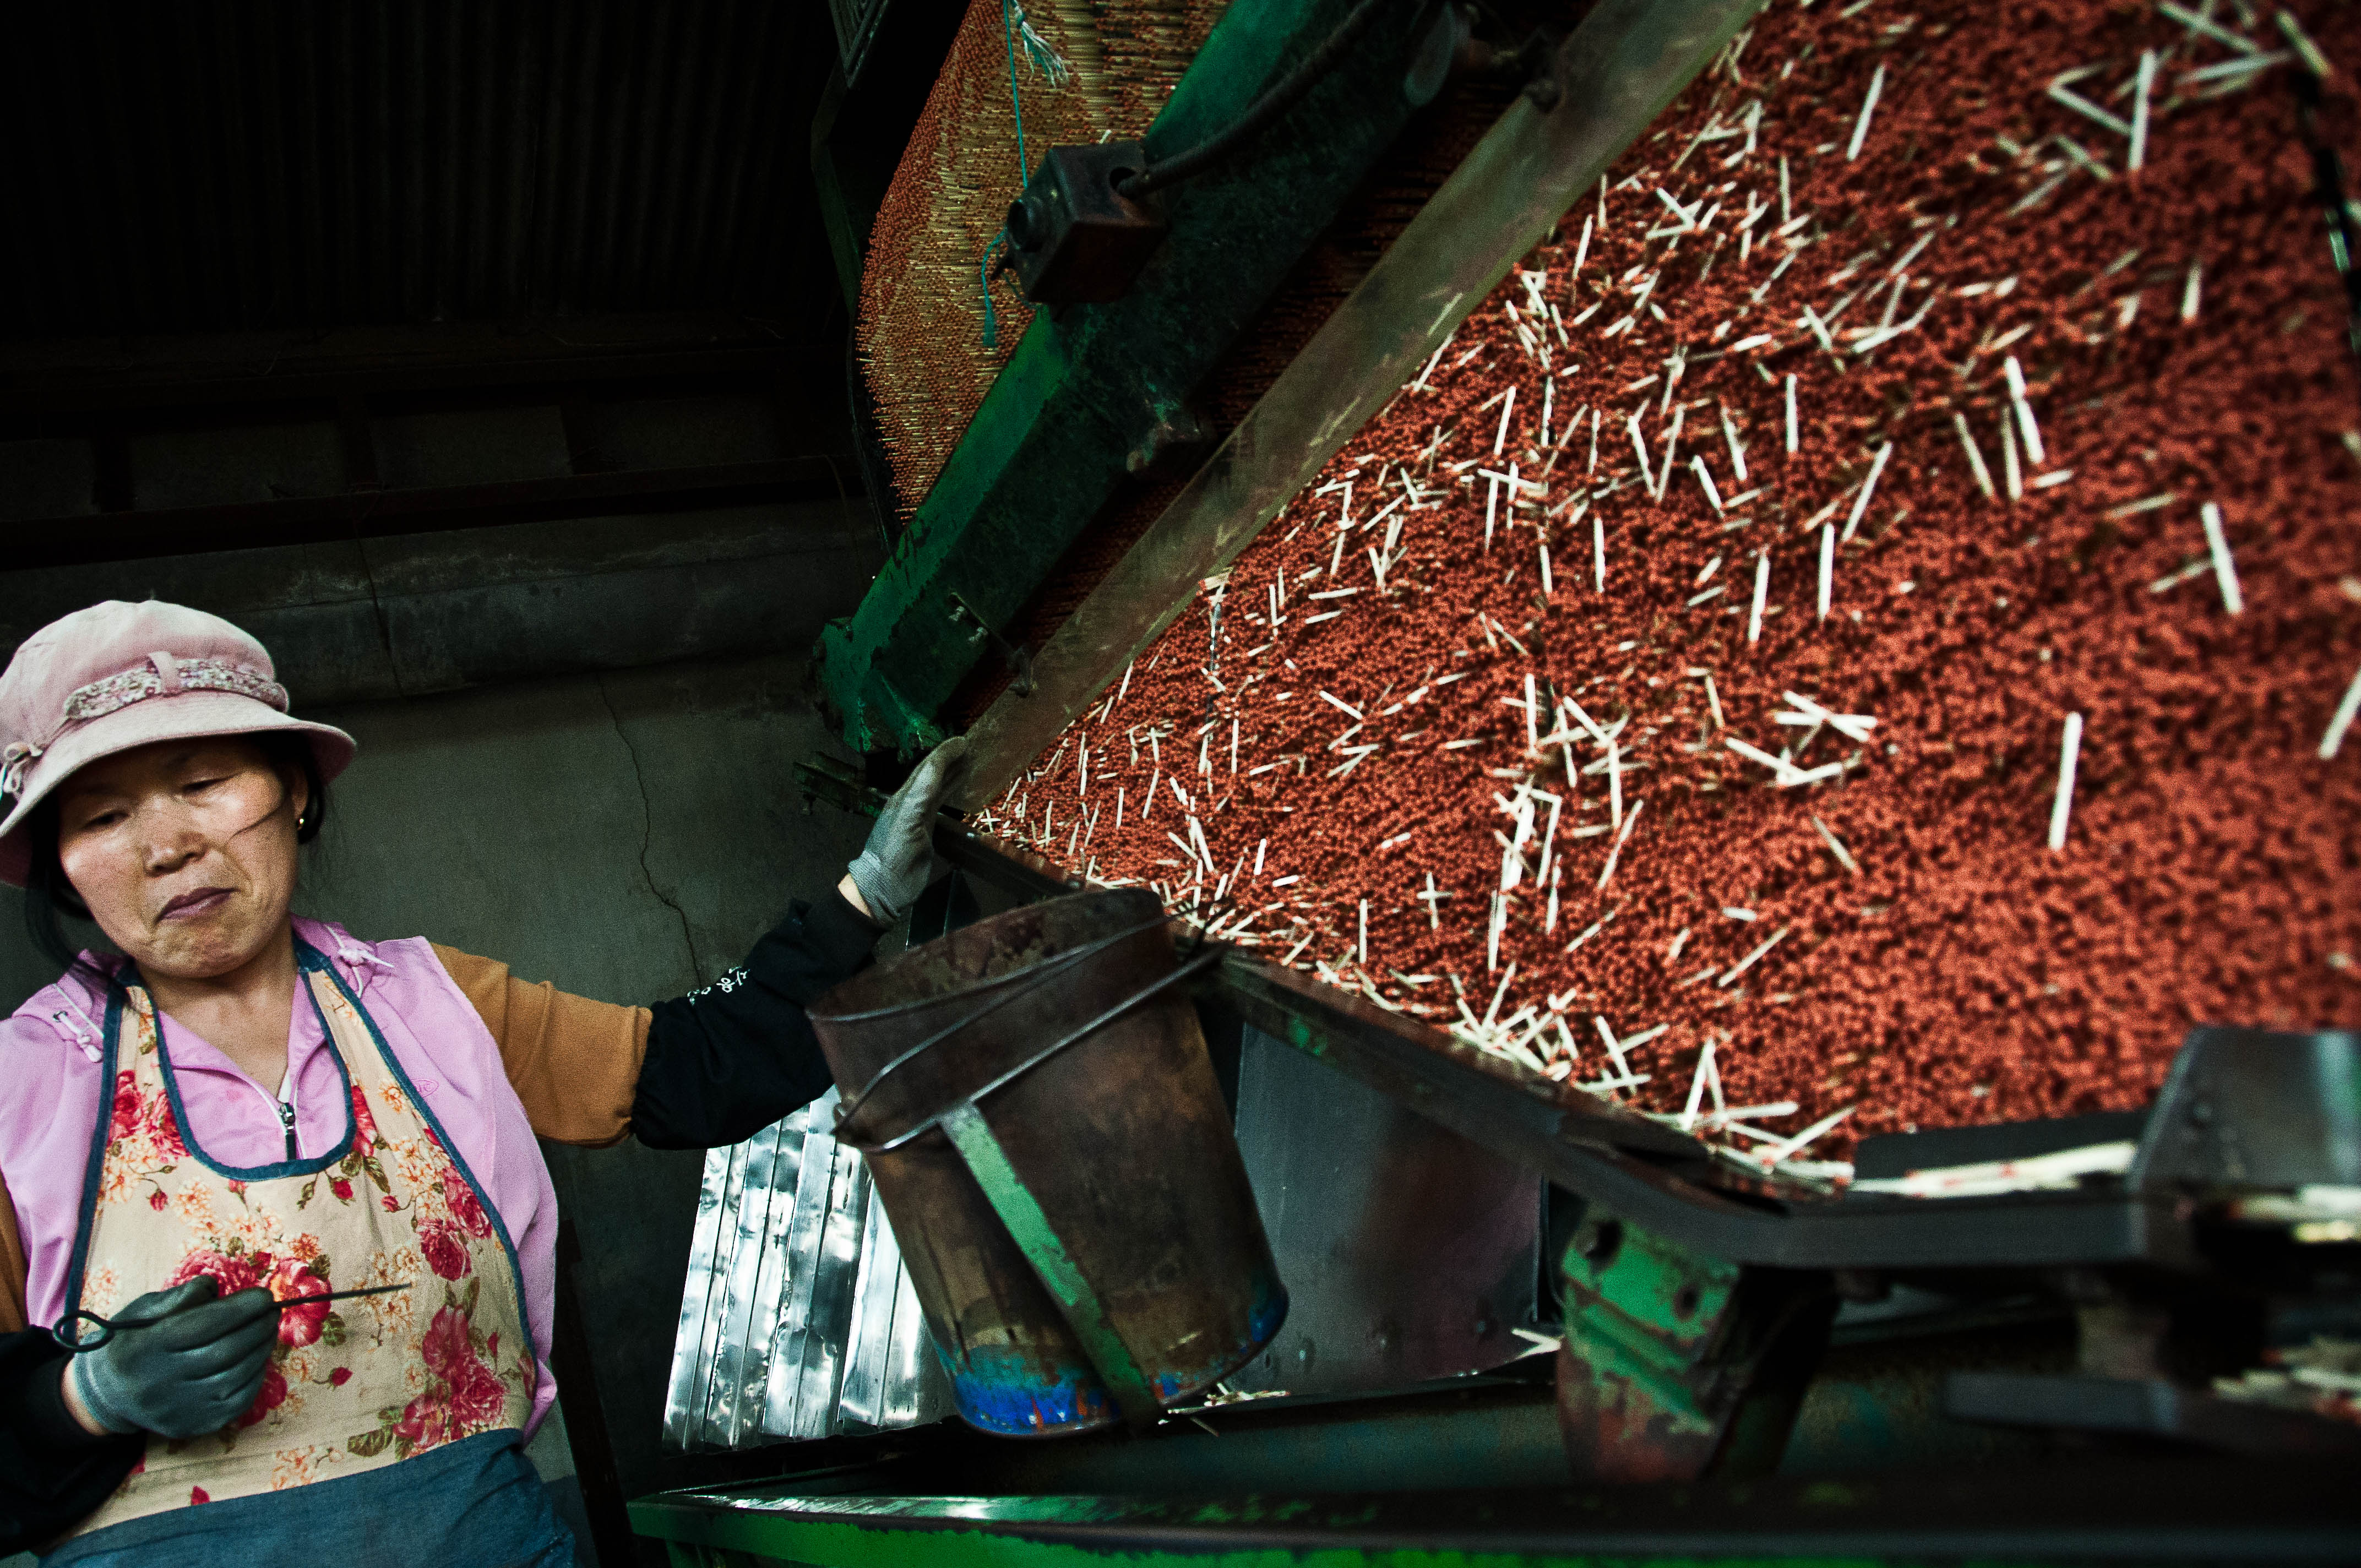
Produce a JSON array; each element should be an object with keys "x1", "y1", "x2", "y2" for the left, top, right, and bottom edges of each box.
[{"x1": 981, "y1": 0, "x2": 1071, "y2": 349}]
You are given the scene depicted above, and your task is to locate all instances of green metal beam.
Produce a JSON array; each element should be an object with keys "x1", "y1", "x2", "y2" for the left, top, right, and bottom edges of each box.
[
  {"x1": 954, "y1": 0, "x2": 1769, "y2": 809},
  {"x1": 817, "y1": 0, "x2": 1441, "y2": 757},
  {"x1": 1555, "y1": 1209, "x2": 1829, "y2": 1484},
  {"x1": 628, "y1": 1458, "x2": 2358, "y2": 1566},
  {"x1": 628, "y1": 1487, "x2": 2018, "y2": 1568}
]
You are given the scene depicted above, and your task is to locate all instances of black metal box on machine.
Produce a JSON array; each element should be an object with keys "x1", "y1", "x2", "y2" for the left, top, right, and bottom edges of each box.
[{"x1": 1004, "y1": 141, "x2": 1169, "y2": 306}]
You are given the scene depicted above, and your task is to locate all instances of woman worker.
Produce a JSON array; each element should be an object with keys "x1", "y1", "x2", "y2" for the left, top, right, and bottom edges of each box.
[{"x1": 0, "y1": 600, "x2": 965, "y2": 1565}]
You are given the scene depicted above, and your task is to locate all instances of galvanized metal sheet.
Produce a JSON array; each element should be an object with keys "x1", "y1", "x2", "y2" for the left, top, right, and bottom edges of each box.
[
  {"x1": 837, "y1": 1180, "x2": 898, "y2": 1426},
  {"x1": 739, "y1": 1117, "x2": 809, "y2": 1443},
  {"x1": 709, "y1": 1120, "x2": 788, "y2": 1444},
  {"x1": 687, "y1": 1137, "x2": 753, "y2": 1439},
  {"x1": 764, "y1": 1098, "x2": 874, "y2": 1439},
  {"x1": 766, "y1": 1099, "x2": 840, "y2": 1438},
  {"x1": 660, "y1": 1137, "x2": 739, "y2": 1448},
  {"x1": 838, "y1": 1197, "x2": 954, "y2": 1430},
  {"x1": 662, "y1": 1093, "x2": 951, "y2": 1450}
]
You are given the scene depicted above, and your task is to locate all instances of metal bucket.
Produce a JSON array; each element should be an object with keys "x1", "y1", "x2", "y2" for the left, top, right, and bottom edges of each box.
[{"x1": 810, "y1": 888, "x2": 1286, "y2": 1436}]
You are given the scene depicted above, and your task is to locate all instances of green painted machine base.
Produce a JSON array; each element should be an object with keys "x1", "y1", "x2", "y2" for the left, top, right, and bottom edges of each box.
[{"x1": 632, "y1": 1455, "x2": 2357, "y2": 1568}]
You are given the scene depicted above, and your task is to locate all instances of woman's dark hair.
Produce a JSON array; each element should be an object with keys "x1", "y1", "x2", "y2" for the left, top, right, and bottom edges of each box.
[{"x1": 20, "y1": 731, "x2": 329, "y2": 982}]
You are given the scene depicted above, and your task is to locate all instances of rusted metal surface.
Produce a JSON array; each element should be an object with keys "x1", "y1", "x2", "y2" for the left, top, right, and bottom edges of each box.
[
  {"x1": 1217, "y1": 954, "x2": 1720, "y2": 1167},
  {"x1": 953, "y1": 0, "x2": 1771, "y2": 809},
  {"x1": 1554, "y1": 1212, "x2": 1833, "y2": 1485},
  {"x1": 810, "y1": 889, "x2": 1284, "y2": 1436}
]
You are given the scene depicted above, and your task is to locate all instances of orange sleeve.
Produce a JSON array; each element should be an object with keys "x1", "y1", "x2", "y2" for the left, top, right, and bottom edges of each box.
[
  {"x1": 433, "y1": 945, "x2": 650, "y2": 1149},
  {"x1": 0, "y1": 1169, "x2": 25, "y2": 1335}
]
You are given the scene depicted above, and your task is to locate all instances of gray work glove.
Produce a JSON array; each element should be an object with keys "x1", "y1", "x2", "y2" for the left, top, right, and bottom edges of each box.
[
  {"x1": 847, "y1": 737, "x2": 972, "y2": 924},
  {"x1": 68, "y1": 1277, "x2": 280, "y2": 1438}
]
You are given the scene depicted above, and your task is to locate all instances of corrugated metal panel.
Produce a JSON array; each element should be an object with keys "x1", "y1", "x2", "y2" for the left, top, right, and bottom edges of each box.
[
  {"x1": 662, "y1": 1092, "x2": 953, "y2": 1451},
  {"x1": 0, "y1": 1, "x2": 836, "y2": 341}
]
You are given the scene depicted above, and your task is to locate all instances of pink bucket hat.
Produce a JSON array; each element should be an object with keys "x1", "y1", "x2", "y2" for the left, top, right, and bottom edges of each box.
[{"x1": 0, "y1": 601, "x2": 355, "y2": 887}]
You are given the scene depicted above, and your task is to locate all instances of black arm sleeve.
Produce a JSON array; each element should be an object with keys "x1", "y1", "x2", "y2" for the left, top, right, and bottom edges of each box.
[
  {"x1": 629, "y1": 890, "x2": 885, "y2": 1150},
  {"x1": 0, "y1": 1328, "x2": 143, "y2": 1555}
]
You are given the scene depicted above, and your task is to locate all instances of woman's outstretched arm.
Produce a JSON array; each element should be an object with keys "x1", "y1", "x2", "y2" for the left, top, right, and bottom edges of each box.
[{"x1": 441, "y1": 885, "x2": 884, "y2": 1151}]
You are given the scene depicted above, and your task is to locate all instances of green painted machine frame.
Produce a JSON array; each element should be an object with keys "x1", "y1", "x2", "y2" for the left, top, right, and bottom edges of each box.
[
  {"x1": 817, "y1": 0, "x2": 1443, "y2": 756},
  {"x1": 629, "y1": 1446, "x2": 2357, "y2": 1567},
  {"x1": 1555, "y1": 1210, "x2": 1835, "y2": 1485}
]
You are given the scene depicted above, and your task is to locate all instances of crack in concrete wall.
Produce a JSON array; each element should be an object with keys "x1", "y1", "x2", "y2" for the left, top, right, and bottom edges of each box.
[{"x1": 596, "y1": 672, "x2": 706, "y2": 983}]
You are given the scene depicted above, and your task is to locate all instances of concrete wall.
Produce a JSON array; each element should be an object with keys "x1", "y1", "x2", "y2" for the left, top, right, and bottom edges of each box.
[
  {"x1": 0, "y1": 498, "x2": 883, "y2": 709},
  {"x1": 0, "y1": 650, "x2": 878, "y2": 1562},
  {"x1": 0, "y1": 345, "x2": 883, "y2": 710}
]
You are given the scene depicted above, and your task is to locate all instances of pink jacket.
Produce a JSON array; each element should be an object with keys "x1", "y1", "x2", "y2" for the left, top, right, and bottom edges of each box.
[{"x1": 0, "y1": 919, "x2": 562, "y2": 1435}]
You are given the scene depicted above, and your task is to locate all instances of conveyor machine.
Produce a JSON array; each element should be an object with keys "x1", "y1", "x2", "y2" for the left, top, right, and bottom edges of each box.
[{"x1": 633, "y1": 769, "x2": 2361, "y2": 1567}]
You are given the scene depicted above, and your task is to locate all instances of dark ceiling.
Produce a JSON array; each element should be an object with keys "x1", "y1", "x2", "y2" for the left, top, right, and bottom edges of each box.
[{"x1": 0, "y1": 1, "x2": 846, "y2": 345}]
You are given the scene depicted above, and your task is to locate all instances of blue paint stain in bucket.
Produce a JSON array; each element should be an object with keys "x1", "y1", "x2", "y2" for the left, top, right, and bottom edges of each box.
[
  {"x1": 942, "y1": 1343, "x2": 1107, "y2": 1434},
  {"x1": 938, "y1": 1275, "x2": 1290, "y2": 1433}
]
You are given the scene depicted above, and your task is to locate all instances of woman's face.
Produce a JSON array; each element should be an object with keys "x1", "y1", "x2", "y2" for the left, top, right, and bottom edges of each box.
[{"x1": 53, "y1": 737, "x2": 308, "y2": 982}]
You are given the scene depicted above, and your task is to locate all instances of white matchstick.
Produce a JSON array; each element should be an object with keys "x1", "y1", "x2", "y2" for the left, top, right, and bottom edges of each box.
[
  {"x1": 1953, "y1": 412, "x2": 1995, "y2": 500},
  {"x1": 2129, "y1": 50, "x2": 2156, "y2": 172},
  {"x1": 1842, "y1": 442, "x2": 1892, "y2": 542},
  {"x1": 2322, "y1": 662, "x2": 2361, "y2": 759},
  {"x1": 2049, "y1": 712, "x2": 2083, "y2": 852},
  {"x1": 1847, "y1": 65, "x2": 1885, "y2": 162},
  {"x1": 2200, "y1": 501, "x2": 2244, "y2": 614}
]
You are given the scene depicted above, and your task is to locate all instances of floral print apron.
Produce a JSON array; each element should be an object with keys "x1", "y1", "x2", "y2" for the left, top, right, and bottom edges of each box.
[{"x1": 59, "y1": 948, "x2": 534, "y2": 1540}]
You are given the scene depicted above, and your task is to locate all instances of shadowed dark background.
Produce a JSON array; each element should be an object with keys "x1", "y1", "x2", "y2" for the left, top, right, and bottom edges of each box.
[{"x1": 0, "y1": 4, "x2": 971, "y2": 1562}]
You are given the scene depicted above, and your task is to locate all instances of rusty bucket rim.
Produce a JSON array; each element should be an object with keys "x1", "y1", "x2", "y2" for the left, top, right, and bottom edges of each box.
[
  {"x1": 810, "y1": 887, "x2": 1167, "y2": 1027},
  {"x1": 830, "y1": 909, "x2": 1162, "y2": 1124},
  {"x1": 831, "y1": 911, "x2": 1214, "y2": 1153},
  {"x1": 834, "y1": 944, "x2": 1222, "y2": 1155}
]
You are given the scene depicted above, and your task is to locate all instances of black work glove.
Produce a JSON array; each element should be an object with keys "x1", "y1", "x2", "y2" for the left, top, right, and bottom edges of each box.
[
  {"x1": 846, "y1": 737, "x2": 972, "y2": 924},
  {"x1": 66, "y1": 1277, "x2": 279, "y2": 1439}
]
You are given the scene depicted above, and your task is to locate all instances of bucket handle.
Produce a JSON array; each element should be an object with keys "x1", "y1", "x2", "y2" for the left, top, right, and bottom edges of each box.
[
  {"x1": 836, "y1": 931, "x2": 1222, "y2": 1429},
  {"x1": 835, "y1": 935, "x2": 1222, "y2": 1153},
  {"x1": 831, "y1": 910, "x2": 1179, "y2": 1146}
]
